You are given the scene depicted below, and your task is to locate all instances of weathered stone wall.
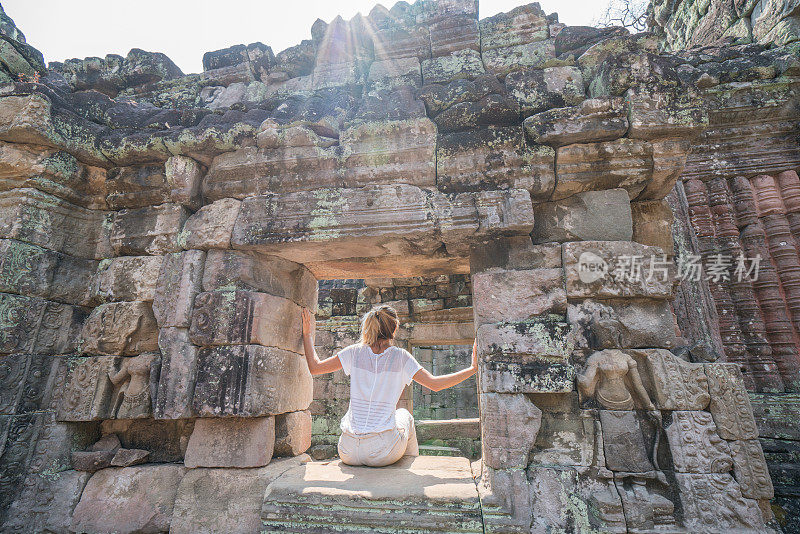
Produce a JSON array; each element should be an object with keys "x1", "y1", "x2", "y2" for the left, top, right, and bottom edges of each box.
[
  {"x1": 651, "y1": 0, "x2": 800, "y2": 49},
  {"x1": 663, "y1": 47, "x2": 800, "y2": 532},
  {"x1": 0, "y1": 0, "x2": 793, "y2": 531},
  {"x1": 647, "y1": 4, "x2": 800, "y2": 527}
]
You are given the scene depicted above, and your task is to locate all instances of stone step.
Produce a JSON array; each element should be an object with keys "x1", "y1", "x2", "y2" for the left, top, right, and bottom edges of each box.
[
  {"x1": 418, "y1": 444, "x2": 465, "y2": 456},
  {"x1": 261, "y1": 456, "x2": 484, "y2": 533},
  {"x1": 417, "y1": 418, "x2": 481, "y2": 441}
]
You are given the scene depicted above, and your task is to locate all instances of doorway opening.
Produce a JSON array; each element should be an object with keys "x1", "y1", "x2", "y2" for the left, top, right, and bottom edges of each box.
[{"x1": 310, "y1": 274, "x2": 480, "y2": 461}]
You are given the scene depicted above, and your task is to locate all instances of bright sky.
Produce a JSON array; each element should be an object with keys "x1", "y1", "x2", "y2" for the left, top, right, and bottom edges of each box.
[{"x1": 2, "y1": 1, "x2": 608, "y2": 75}]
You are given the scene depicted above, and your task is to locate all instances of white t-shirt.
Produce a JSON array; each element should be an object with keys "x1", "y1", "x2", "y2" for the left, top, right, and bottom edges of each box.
[{"x1": 336, "y1": 343, "x2": 423, "y2": 435}]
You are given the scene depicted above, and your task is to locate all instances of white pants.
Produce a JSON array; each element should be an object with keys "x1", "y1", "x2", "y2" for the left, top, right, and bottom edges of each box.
[{"x1": 338, "y1": 408, "x2": 419, "y2": 467}]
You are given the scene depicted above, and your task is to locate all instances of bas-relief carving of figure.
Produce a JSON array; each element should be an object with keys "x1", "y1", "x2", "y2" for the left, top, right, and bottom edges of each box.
[
  {"x1": 577, "y1": 350, "x2": 664, "y2": 469},
  {"x1": 577, "y1": 349, "x2": 657, "y2": 413},
  {"x1": 108, "y1": 353, "x2": 157, "y2": 419},
  {"x1": 577, "y1": 349, "x2": 675, "y2": 529}
]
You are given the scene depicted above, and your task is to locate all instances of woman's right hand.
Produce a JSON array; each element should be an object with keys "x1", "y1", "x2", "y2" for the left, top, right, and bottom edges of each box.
[
  {"x1": 301, "y1": 308, "x2": 315, "y2": 340},
  {"x1": 471, "y1": 338, "x2": 478, "y2": 370}
]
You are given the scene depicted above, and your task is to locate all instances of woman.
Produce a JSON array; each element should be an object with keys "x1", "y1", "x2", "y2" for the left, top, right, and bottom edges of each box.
[{"x1": 301, "y1": 304, "x2": 477, "y2": 467}]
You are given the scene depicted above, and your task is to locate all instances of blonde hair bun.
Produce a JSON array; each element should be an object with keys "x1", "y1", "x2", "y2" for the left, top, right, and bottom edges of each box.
[{"x1": 360, "y1": 305, "x2": 399, "y2": 346}]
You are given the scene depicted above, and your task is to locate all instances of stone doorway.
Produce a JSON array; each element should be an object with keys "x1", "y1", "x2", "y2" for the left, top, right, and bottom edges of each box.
[{"x1": 312, "y1": 274, "x2": 480, "y2": 461}]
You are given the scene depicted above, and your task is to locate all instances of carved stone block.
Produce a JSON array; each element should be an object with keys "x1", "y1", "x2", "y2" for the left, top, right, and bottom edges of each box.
[
  {"x1": 613, "y1": 476, "x2": 676, "y2": 532},
  {"x1": 476, "y1": 463, "x2": 532, "y2": 530},
  {"x1": 0, "y1": 354, "x2": 59, "y2": 419},
  {"x1": 578, "y1": 349, "x2": 659, "y2": 411},
  {"x1": 80, "y1": 301, "x2": 158, "y2": 355},
  {"x1": 729, "y1": 439, "x2": 774, "y2": 500},
  {"x1": 338, "y1": 118, "x2": 437, "y2": 189},
  {"x1": 70, "y1": 464, "x2": 187, "y2": 534},
  {"x1": 274, "y1": 410, "x2": 312, "y2": 457},
  {"x1": 480, "y1": 392, "x2": 541, "y2": 469},
  {"x1": 631, "y1": 199, "x2": 675, "y2": 254},
  {"x1": 366, "y1": 57, "x2": 422, "y2": 91},
  {"x1": 563, "y1": 241, "x2": 674, "y2": 300},
  {"x1": 429, "y1": 15, "x2": 479, "y2": 56},
  {"x1": 415, "y1": 49, "x2": 483, "y2": 84},
  {"x1": 56, "y1": 355, "x2": 121, "y2": 421},
  {"x1": 483, "y1": 40, "x2": 556, "y2": 75},
  {"x1": 28, "y1": 413, "x2": 97, "y2": 479},
  {"x1": 192, "y1": 344, "x2": 313, "y2": 417},
  {"x1": 674, "y1": 473, "x2": 764, "y2": 532},
  {"x1": 480, "y1": 359, "x2": 574, "y2": 394},
  {"x1": 203, "y1": 139, "x2": 338, "y2": 200},
  {"x1": 0, "y1": 413, "x2": 44, "y2": 515},
  {"x1": 110, "y1": 202, "x2": 190, "y2": 256},
  {"x1": 154, "y1": 327, "x2": 199, "y2": 420},
  {"x1": 469, "y1": 238, "x2": 562, "y2": 272},
  {"x1": 165, "y1": 155, "x2": 203, "y2": 209},
  {"x1": 189, "y1": 290, "x2": 303, "y2": 353},
  {"x1": 372, "y1": 23, "x2": 429, "y2": 62},
  {"x1": 201, "y1": 249, "x2": 318, "y2": 310},
  {"x1": 472, "y1": 268, "x2": 565, "y2": 325},
  {"x1": 528, "y1": 462, "x2": 626, "y2": 532},
  {"x1": 0, "y1": 188, "x2": 112, "y2": 259},
  {"x1": 106, "y1": 164, "x2": 169, "y2": 209},
  {"x1": 533, "y1": 188, "x2": 634, "y2": 245},
  {"x1": 479, "y1": 4, "x2": 548, "y2": 51},
  {"x1": 231, "y1": 185, "x2": 439, "y2": 264},
  {"x1": 436, "y1": 126, "x2": 555, "y2": 200},
  {"x1": 90, "y1": 255, "x2": 164, "y2": 303},
  {"x1": 100, "y1": 418, "x2": 195, "y2": 463},
  {"x1": 205, "y1": 118, "x2": 435, "y2": 199},
  {"x1": 0, "y1": 293, "x2": 87, "y2": 355},
  {"x1": 152, "y1": 249, "x2": 205, "y2": 328},
  {"x1": 553, "y1": 139, "x2": 653, "y2": 200},
  {"x1": 600, "y1": 410, "x2": 654, "y2": 473},
  {"x1": 477, "y1": 319, "x2": 572, "y2": 359},
  {"x1": 231, "y1": 184, "x2": 532, "y2": 268},
  {"x1": 523, "y1": 97, "x2": 628, "y2": 147},
  {"x1": 0, "y1": 140, "x2": 103, "y2": 208},
  {"x1": 177, "y1": 197, "x2": 240, "y2": 250},
  {"x1": 184, "y1": 416, "x2": 275, "y2": 468},
  {"x1": 625, "y1": 86, "x2": 706, "y2": 141},
  {"x1": 3, "y1": 470, "x2": 90, "y2": 534},
  {"x1": 477, "y1": 320, "x2": 574, "y2": 393},
  {"x1": 172, "y1": 457, "x2": 306, "y2": 534},
  {"x1": 0, "y1": 238, "x2": 96, "y2": 305},
  {"x1": 637, "y1": 349, "x2": 710, "y2": 410},
  {"x1": 665, "y1": 410, "x2": 733, "y2": 473},
  {"x1": 0, "y1": 355, "x2": 28, "y2": 415},
  {"x1": 506, "y1": 65, "x2": 586, "y2": 119},
  {"x1": 567, "y1": 298, "x2": 680, "y2": 349},
  {"x1": 644, "y1": 138, "x2": 693, "y2": 200},
  {"x1": 704, "y1": 363, "x2": 759, "y2": 440},
  {"x1": 12, "y1": 354, "x2": 63, "y2": 414},
  {"x1": 436, "y1": 189, "x2": 536, "y2": 257}
]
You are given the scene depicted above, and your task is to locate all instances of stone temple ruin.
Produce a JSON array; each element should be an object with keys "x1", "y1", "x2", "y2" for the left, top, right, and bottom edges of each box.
[{"x1": 0, "y1": 0, "x2": 798, "y2": 532}]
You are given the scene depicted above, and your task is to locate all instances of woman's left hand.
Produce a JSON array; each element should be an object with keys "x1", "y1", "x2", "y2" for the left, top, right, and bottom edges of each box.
[{"x1": 301, "y1": 308, "x2": 316, "y2": 340}]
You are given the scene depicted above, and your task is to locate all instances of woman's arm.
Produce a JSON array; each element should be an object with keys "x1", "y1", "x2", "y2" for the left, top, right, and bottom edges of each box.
[
  {"x1": 412, "y1": 339, "x2": 478, "y2": 392},
  {"x1": 301, "y1": 308, "x2": 343, "y2": 376}
]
